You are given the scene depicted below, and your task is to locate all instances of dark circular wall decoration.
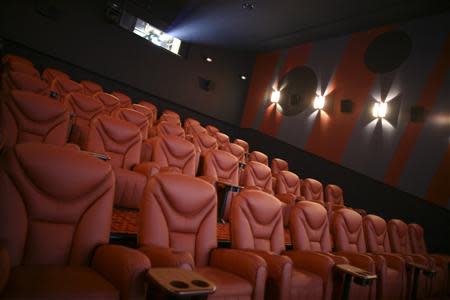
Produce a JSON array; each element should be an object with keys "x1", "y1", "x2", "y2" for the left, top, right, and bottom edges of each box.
[
  {"x1": 364, "y1": 30, "x2": 412, "y2": 74},
  {"x1": 278, "y1": 66, "x2": 317, "y2": 116}
]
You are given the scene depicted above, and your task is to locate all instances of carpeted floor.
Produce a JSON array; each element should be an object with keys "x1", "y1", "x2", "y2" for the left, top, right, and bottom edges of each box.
[{"x1": 112, "y1": 208, "x2": 292, "y2": 244}]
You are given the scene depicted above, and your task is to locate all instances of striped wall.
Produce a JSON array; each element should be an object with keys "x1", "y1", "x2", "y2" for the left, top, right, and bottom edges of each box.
[{"x1": 241, "y1": 13, "x2": 450, "y2": 209}]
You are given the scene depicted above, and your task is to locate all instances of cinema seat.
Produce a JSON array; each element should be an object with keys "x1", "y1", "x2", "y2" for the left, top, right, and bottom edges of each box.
[
  {"x1": 234, "y1": 138, "x2": 249, "y2": 153},
  {"x1": 1, "y1": 54, "x2": 33, "y2": 67},
  {"x1": 301, "y1": 178, "x2": 326, "y2": 206},
  {"x1": 93, "y1": 92, "x2": 121, "y2": 114},
  {"x1": 191, "y1": 132, "x2": 218, "y2": 156},
  {"x1": 206, "y1": 125, "x2": 220, "y2": 136},
  {"x1": 408, "y1": 223, "x2": 449, "y2": 297},
  {"x1": 161, "y1": 109, "x2": 180, "y2": 119},
  {"x1": 363, "y1": 215, "x2": 408, "y2": 300},
  {"x1": 215, "y1": 132, "x2": 230, "y2": 149},
  {"x1": 1, "y1": 60, "x2": 40, "y2": 78},
  {"x1": 112, "y1": 91, "x2": 132, "y2": 108},
  {"x1": 183, "y1": 117, "x2": 201, "y2": 132},
  {"x1": 41, "y1": 68, "x2": 71, "y2": 83},
  {"x1": 325, "y1": 184, "x2": 367, "y2": 216},
  {"x1": 222, "y1": 142, "x2": 246, "y2": 163},
  {"x1": 64, "y1": 92, "x2": 105, "y2": 149},
  {"x1": 231, "y1": 189, "x2": 336, "y2": 300},
  {"x1": 138, "y1": 173, "x2": 268, "y2": 300},
  {"x1": 112, "y1": 108, "x2": 149, "y2": 140},
  {"x1": 141, "y1": 135, "x2": 197, "y2": 176},
  {"x1": 148, "y1": 120, "x2": 185, "y2": 139},
  {"x1": 49, "y1": 77, "x2": 84, "y2": 101},
  {"x1": 1, "y1": 71, "x2": 49, "y2": 95},
  {"x1": 132, "y1": 103, "x2": 154, "y2": 132},
  {"x1": 200, "y1": 149, "x2": 240, "y2": 221},
  {"x1": 1, "y1": 90, "x2": 70, "y2": 148},
  {"x1": 186, "y1": 123, "x2": 208, "y2": 137},
  {"x1": 248, "y1": 151, "x2": 269, "y2": 166},
  {"x1": 138, "y1": 100, "x2": 158, "y2": 124},
  {"x1": 159, "y1": 112, "x2": 181, "y2": 125},
  {"x1": 274, "y1": 170, "x2": 302, "y2": 201},
  {"x1": 81, "y1": 80, "x2": 103, "y2": 96},
  {"x1": 86, "y1": 115, "x2": 148, "y2": 208},
  {"x1": 271, "y1": 158, "x2": 289, "y2": 190},
  {"x1": 0, "y1": 143, "x2": 150, "y2": 300}
]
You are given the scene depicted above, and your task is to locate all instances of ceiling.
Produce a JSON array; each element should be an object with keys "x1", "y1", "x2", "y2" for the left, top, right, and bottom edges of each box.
[{"x1": 150, "y1": 0, "x2": 450, "y2": 51}]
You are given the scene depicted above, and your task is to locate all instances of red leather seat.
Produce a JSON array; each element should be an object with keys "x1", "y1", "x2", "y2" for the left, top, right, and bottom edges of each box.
[
  {"x1": 49, "y1": 77, "x2": 84, "y2": 102},
  {"x1": 274, "y1": 170, "x2": 302, "y2": 200},
  {"x1": 234, "y1": 138, "x2": 249, "y2": 153},
  {"x1": 141, "y1": 135, "x2": 198, "y2": 176},
  {"x1": 1, "y1": 90, "x2": 70, "y2": 148},
  {"x1": 64, "y1": 92, "x2": 105, "y2": 149},
  {"x1": 132, "y1": 104, "x2": 155, "y2": 132},
  {"x1": 214, "y1": 132, "x2": 230, "y2": 149},
  {"x1": 248, "y1": 151, "x2": 269, "y2": 166},
  {"x1": 1, "y1": 71, "x2": 49, "y2": 95},
  {"x1": 159, "y1": 110, "x2": 181, "y2": 125},
  {"x1": 222, "y1": 142, "x2": 246, "y2": 163},
  {"x1": 0, "y1": 143, "x2": 150, "y2": 300},
  {"x1": 86, "y1": 115, "x2": 149, "y2": 208},
  {"x1": 93, "y1": 92, "x2": 121, "y2": 114},
  {"x1": 138, "y1": 173, "x2": 268, "y2": 300},
  {"x1": 187, "y1": 124, "x2": 208, "y2": 137},
  {"x1": 325, "y1": 184, "x2": 367, "y2": 216},
  {"x1": 111, "y1": 108, "x2": 149, "y2": 140},
  {"x1": 271, "y1": 158, "x2": 289, "y2": 174},
  {"x1": 81, "y1": 80, "x2": 103, "y2": 96},
  {"x1": 408, "y1": 223, "x2": 449, "y2": 297},
  {"x1": 332, "y1": 209, "x2": 379, "y2": 300},
  {"x1": 231, "y1": 189, "x2": 335, "y2": 300},
  {"x1": 363, "y1": 214, "x2": 408, "y2": 300},
  {"x1": 1, "y1": 54, "x2": 33, "y2": 67},
  {"x1": 42, "y1": 68, "x2": 70, "y2": 83},
  {"x1": 112, "y1": 91, "x2": 132, "y2": 108},
  {"x1": 148, "y1": 121, "x2": 185, "y2": 139},
  {"x1": 1, "y1": 60, "x2": 40, "y2": 78},
  {"x1": 138, "y1": 101, "x2": 158, "y2": 124},
  {"x1": 301, "y1": 178, "x2": 326, "y2": 206},
  {"x1": 206, "y1": 125, "x2": 220, "y2": 136},
  {"x1": 183, "y1": 117, "x2": 201, "y2": 133},
  {"x1": 191, "y1": 132, "x2": 218, "y2": 154}
]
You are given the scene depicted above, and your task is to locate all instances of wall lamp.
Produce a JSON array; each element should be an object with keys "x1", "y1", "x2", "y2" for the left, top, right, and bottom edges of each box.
[
  {"x1": 271, "y1": 90, "x2": 280, "y2": 103},
  {"x1": 313, "y1": 95, "x2": 325, "y2": 110},
  {"x1": 372, "y1": 102, "x2": 388, "y2": 118}
]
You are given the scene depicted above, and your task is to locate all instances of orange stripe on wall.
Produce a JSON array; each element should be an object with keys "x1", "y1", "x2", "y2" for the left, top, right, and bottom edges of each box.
[
  {"x1": 240, "y1": 51, "x2": 281, "y2": 128},
  {"x1": 305, "y1": 26, "x2": 394, "y2": 163},
  {"x1": 425, "y1": 145, "x2": 450, "y2": 208},
  {"x1": 258, "y1": 43, "x2": 313, "y2": 137},
  {"x1": 384, "y1": 34, "x2": 450, "y2": 186}
]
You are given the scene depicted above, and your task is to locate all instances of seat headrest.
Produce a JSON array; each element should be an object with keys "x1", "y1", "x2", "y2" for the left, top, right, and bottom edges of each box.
[
  {"x1": 10, "y1": 90, "x2": 68, "y2": 121},
  {"x1": 81, "y1": 80, "x2": 103, "y2": 95},
  {"x1": 112, "y1": 91, "x2": 132, "y2": 107}
]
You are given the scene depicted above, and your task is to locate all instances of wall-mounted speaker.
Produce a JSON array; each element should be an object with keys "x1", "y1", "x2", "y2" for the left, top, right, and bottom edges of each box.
[
  {"x1": 341, "y1": 99, "x2": 353, "y2": 113},
  {"x1": 410, "y1": 106, "x2": 425, "y2": 122},
  {"x1": 198, "y1": 77, "x2": 214, "y2": 91}
]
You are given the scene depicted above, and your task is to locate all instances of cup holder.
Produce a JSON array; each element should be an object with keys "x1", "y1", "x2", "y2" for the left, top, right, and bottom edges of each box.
[
  {"x1": 191, "y1": 280, "x2": 210, "y2": 287},
  {"x1": 170, "y1": 281, "x2": 189, "y2": 289}
]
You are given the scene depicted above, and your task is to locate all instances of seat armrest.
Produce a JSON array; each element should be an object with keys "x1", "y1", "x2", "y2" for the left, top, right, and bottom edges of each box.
[
  {"x1": 322, "y1": 252, "x2": 349, "y2": 264},
  {"x1": 335, "y1": 264, "x2": 377, "y2": 286},
  {"x1": 133, "y1": 161, "x2": 161, "y2": 178},
  {"x1": 275, "y1": 193, "x2": 297, "y2": 205},
  {"x1": 406, "y1": 260, "x2": 436, "y2": 276},
  {"x1": 0, "y1": 246, "x2": 10, "y2": 293},
  {"x1": 139, "y1": 245, "x2": 194, "y2": 270},
  {"x1": 283, "y1": 250, "x2": 335, "y2": 285},
  {"x1": 92, "y1": 244, "x2": 151, "y2": 300},
  {"x1": 334, "y1": 252, "x2": 376, "y2": 273},
  {"x1": 210, "y1": 248, "x2": 267, "y2": 300}
]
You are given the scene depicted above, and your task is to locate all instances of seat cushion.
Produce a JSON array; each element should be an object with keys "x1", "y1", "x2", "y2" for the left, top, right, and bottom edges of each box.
[
  {"x1": 196, "y1": 266, "x2": 252, "y2": 300},
  {"x1": 3, "y1": 266, "x2": 119, "y2": 300},
  {"x1": 290, "y1": 269, "x2": 323, "y2": 300}
]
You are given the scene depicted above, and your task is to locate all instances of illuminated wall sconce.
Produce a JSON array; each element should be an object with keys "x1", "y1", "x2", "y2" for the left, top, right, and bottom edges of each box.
[
  {"x1": 271, "y1": 90, "x2": 280, "y2": 103},
  {"x1": 313, "y1": 95, "x2": 325, "y2": 110},
  {"x1": 372, "y1": 101, "x2": 388, "y2": 118}
]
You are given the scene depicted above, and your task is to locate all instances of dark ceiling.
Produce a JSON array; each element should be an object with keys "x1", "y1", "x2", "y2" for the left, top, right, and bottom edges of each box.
[{"x1": 145, "y1": 0, "x2": 450, "y2": 51}]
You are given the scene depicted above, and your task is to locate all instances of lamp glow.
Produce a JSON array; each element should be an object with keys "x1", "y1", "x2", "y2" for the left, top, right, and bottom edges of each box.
[
  {"x1": 313, "y1": 95, "x2": 325, "y2": 110},
  {"x1": 372, "y1": 102, "x2": 388, "y2": 118},
  {"x1": 271, "y1": 90, "x2": 280, "y2": 103}
]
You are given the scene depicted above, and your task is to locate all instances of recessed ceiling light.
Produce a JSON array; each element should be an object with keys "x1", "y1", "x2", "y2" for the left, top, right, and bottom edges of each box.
[
  {"x1": 240, "y1": 75, "x2": 247, "y2": 80},
  {"x1": 205, "y1": 57, "x2": 212, "y2": 62}
]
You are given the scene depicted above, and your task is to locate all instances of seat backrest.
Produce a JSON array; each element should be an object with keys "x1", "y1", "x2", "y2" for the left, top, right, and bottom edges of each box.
[
  {"x1": 275, "y1": 170, "x2": 300, "y2": 197},
  {"x1": 240, "y1": 161, "x2": 273, "y2": 194},
  {"x1": 1, "y1": 71, "x2": 49, "y2": 95},
  {"x1": 0, "y1": 143, "x2": 114, "y2": 267},
  {"x1": 363, "y1": 214, "x2": 391, "y2": 253},
  {"x1": 302, "y1": 178, "x2": 325, "y2": 205},
  {"x1": 231, "y1": 189, "x2": 285, "y2": 254},
  {"x1": 138, "y1": 101, "x2": 158, "y2": 123},
  {"x1": 151, "y1": 121, "x2": 185, "y2": 139},
  {"x1": 2, "y1": 60, "x2": 40, "y2": 78},
  {"x1": 139, "y1": 173, "x2": 217, "y2": 267},
  {"x1": 64, "y1": 92, "x2": 104, "y2": 148},
  {"x1": 132, "y1": 104, "x2": 155, "y2": 129},
  {"x1": 187, "y1": 124, "x2": 207, "y2": 136},
  {"x1": 93, "y1": 92, "x2": 121, "y2": 114},
  {"x1": 1, "y1": 90, "x2": 70, "y2": 148},
  {"x1": 86, "y1": 115, "x2": 142, "y2": 169},
  {"x1": 41, "y1": 68, "x2": 70, "y2": 83},
  {"x1": 233, "y1": 138, "x2": 249, "y2": 153},
  {"x1": 325, "y1": 184, "x2": 345, "y2": 206},
  {"x1": 202, "y1": 149, "x2": 239, "y2": 185},
  {"x1": 408, "y1": 223, "x2": 428, "y2": 255},
  {"x1": 333, "y1": 208, "x2": 367, "y2": 253},
  {"x1": 387, "y1": 219, "x2": 412, "y2": 255},
  {"x1": 49, "y1": 77, "x2": 84, "y2": 102},
  {"x1": 206, "y1": 125, "x2": 219, "y2": 136},
  {"x1": 112, "y1": 108, "x2": 149, "y2": 139},
  {"x1": 1, "y1": 54, "x2": 33, "y2": 67},
  {"x1": 80, "y1": 80, "x2": 103, "y2": 96},
  {"x1": 162, "y1": 109, "x2": 180, "y2": 119},
  {"x1": 215, "y1": 132, "x2": 230, "y2": 149},
  {"x1": 271, "y1": 158, "x2": 289, "y2": 175},
  {"x1": 159, "y1": 113, "x2": 181, "y2": 125},
  {"x1": 192, "y1": 132, "x2": 218, "y2": 155},
  {"x1": 152, "y1": 136, "x2": 197, "y2": 176},
  {"x1": 112, "y1": 91, "x2": 132, "y2": 108},
  {"x1": 222, "y1": 143, "x2": 245, "y2": 163},
  {"x1": 290, "y1": 201, "x2": 332, "y2": 252},
  {"x1": 249, "y1": 151, "x2": 269, "y2": 166},
  {"x1": 183, "y1": 118, "x2": 200, "y2": 132}
]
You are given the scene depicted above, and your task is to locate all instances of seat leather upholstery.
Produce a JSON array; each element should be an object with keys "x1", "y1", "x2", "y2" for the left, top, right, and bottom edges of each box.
[
  {"x1": 1, "y1": 71, "x2": 49, "y2": 95},
  {"x1": 234, "y1": 139, "x2": 249, "y2": 153},
  {"x1": 93, "y1": 92, "x2": 121, "y2": 114},
  {"x1": 49, "y1": 77, "x2": 84, "y2": 102},
  {"x1": 137, "y1": 101, "x2": 158, "y2": 124},
  {"x1": 81, "y1": 80, "x2": 103, "y2": 96},
  {"x1": 222, "y1": 142, "x2": 246, "y2": 163},
  {"x1": 1, "y1": 90, "x2": 70, "y2": 149},
  {"x1": 240, "y1": 161, "x2": 273, "y2": 194},
  {"x1": 112, "y1": 92, "x2": 132, "y2": 108},
  {"x1": 139, "y1": 173, "x2": 267, "y2": 300},
  {"x1": 0, "y1": 143, "x2": 150, "y2": 300},
  {"x1": 271, "y1": 158, "x2": 289, "y2": 175},
  {"x1": 248, "y1": 151, "x2": 269, "y2": 166},
  {"x1": 132, "y1": 104, "x2": 154, "y2": 132},
  {"x1": 86, "y1": 115, "x2": 147, "y2": 208},
  {"x1": 112, "y1": 108, "x2": 149, "y2": 140},
  {"x1": 148, "y1": 121, "x2": 185, "y2": 139},
  {"x1": 302, "y1": 178, "x2": 326, "y2": 206},
  {"x1": 42, "y1": 68, "x2": 70, "y2": 83},
  {"x1": 206, "y1": 125, "x2": 220, "y2": 136}
]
